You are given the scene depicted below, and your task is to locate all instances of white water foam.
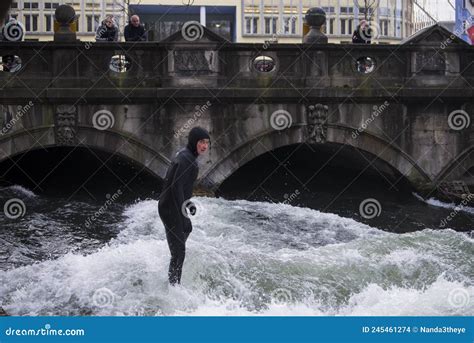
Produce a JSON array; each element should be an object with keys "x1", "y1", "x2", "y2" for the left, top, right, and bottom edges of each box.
[{"x1": 0, "y1": 197, "x2": 472, "y2": 316}]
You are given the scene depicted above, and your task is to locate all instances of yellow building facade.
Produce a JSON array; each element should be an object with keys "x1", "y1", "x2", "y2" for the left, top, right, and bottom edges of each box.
[{"x1": 7, "y1": 0, "x2": 416, "y2": 43}]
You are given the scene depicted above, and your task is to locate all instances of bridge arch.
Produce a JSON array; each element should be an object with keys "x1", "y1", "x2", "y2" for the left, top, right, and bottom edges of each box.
[
  {"x1": 0, "y1": 126, "x2": 171, "y2": 180},
  {"x1": 201, "y1": 124, "x2": 431, "y2": 190}
]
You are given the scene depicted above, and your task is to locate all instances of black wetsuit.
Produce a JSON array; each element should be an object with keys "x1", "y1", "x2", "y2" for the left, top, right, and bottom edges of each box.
[{"x1": 158, "y1": 127, "x2": 210, "y2": 285}]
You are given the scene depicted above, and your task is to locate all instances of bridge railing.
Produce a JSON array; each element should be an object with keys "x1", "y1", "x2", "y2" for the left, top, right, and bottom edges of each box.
[{"x1": 0, "y1": 41, "x2": 473, "y2": 102}]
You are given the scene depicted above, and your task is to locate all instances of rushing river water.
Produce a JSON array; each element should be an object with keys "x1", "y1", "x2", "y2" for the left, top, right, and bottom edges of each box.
[{"x1": 0, "y1": 184, "x2": 473, "y2": 316}]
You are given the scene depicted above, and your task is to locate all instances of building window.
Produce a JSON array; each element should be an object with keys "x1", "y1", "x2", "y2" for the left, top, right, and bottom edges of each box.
[
  {"x1": 244, "y1": 16, "x2": 259, "y2": 34},
  {"x1": 44, "y1": 14, "x2": 54, "y2": 32},
  {"x1": 329, "y1": 18, "x2": 334, "y2": 34},
  {"x1": 321, "y1": 6, "x2": 335, "y2": 13},
  {"x1": 340, "y1": 6, "x2": 353, "y2": 14},
  {"x1": 24, "y1": 14, "x2": 39, "y2": 32},
  {"x1": 282, "y1": 16, "x2": 296, "y2": 35},
  {"x1": 23, "y1": 2, "x2": 39, "y2": 9},
  {"x1": 348, "y1": 19, "x2": 353, "y2": 34},
  {"x1": 264, "y1": 17, "x2": 277, "y2": 34},
  {"x1": 380, "y1": 19, "x2": 389, "y2": 36},
  {"x1": 11, "y1": 2, "x2": 18, "y2": 9},
  {"x1": 340, "y1": 18, "x2": 346, "y2": 35},
  {"x1": 379, "y1": 7, "x2": 390, "y2": 16},
  {"x1": 359, "y1": 7, "x2": 374, "y2": 16},
  {"x1": 44, "y1": 3, "x2": 59, "y2": 9},
  {"x1": 395, "y1": 19, "x2": 402, "y2": 37},
  {"x1": 86, "y1": 15, "x2": 100, "y2": 32}
]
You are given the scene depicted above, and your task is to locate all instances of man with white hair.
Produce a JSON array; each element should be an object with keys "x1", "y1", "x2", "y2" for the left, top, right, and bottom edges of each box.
[{"x1": 124, "y1": 15, "x2": 147, "y2": 41}]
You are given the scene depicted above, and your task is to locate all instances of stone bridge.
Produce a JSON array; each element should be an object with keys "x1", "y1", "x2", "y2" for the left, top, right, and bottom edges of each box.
[{"x1": 0, "y1": 23, "x2": 473, "y2": 193}]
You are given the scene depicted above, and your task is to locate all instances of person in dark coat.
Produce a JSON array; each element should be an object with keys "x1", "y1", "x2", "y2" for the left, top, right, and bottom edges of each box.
[
  {"x1": 352, "y1": 19, "x2": 372, "y2": 44},
  {"x1": 95, "y1": 15, "x2": 118, "y2": 42},
  {"x1": 124, "y1": 15, "x2": 147, "y2": 41},
  {"x1": 158, "y1": 127, "x2": 210, "y2": 285}
]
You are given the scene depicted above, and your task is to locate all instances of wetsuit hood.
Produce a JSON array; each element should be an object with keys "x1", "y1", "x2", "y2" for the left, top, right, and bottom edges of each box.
[{"x1": 186, "y1": 127, "x2": 210, "y2": 157}]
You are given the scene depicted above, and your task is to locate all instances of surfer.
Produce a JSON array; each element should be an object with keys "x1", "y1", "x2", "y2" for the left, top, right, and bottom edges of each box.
[{"x1": 158, "y1": 127, "x2": 210, "y2": 285}]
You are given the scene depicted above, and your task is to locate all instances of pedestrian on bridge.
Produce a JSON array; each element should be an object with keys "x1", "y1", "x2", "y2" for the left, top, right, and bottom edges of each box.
[{"x1": 95, "y1": 15, "x2": 118, "y2": 42}]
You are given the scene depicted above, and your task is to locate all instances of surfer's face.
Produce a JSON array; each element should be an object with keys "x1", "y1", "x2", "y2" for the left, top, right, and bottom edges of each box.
[{"x1": 196, "y1": 139, "x2": 210, "y2": 155}]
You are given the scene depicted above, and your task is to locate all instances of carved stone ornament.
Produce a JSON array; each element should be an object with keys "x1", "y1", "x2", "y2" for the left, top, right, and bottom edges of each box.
[
  {"x1": 55, "y1": 105, "x2": 77, "y2": 145},
  {"x1": 307, "y1": 104, "x2": 328, "y2": 144}
]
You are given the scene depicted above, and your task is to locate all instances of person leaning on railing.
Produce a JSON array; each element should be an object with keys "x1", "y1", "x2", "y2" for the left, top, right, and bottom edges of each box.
[
  {"x1": 124, "y1": 15, "x2": 147, "y2": 42},
  {"x1": 95, "y1": 15, "x2": 118, "y2": 42}
]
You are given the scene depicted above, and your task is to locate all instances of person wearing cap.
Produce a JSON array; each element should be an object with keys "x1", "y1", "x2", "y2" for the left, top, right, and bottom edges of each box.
[{"x1": 158, "y1": 127, "x2": 210, "y2": 285}]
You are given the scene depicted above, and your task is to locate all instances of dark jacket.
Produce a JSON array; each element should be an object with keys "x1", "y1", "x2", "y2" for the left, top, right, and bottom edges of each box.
[
  {"x1": 124, "y1": 23, "x2": 147, "y2": 41},
  {"x1": 352, "y1": 25, "x2": 371, "y2": 44},
  {"x1": 158, "y1": 127, "x2": 210, "y2": 233},
  {"x1": 95, "y1": 21, "x2": 118, "y2": 42}
]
